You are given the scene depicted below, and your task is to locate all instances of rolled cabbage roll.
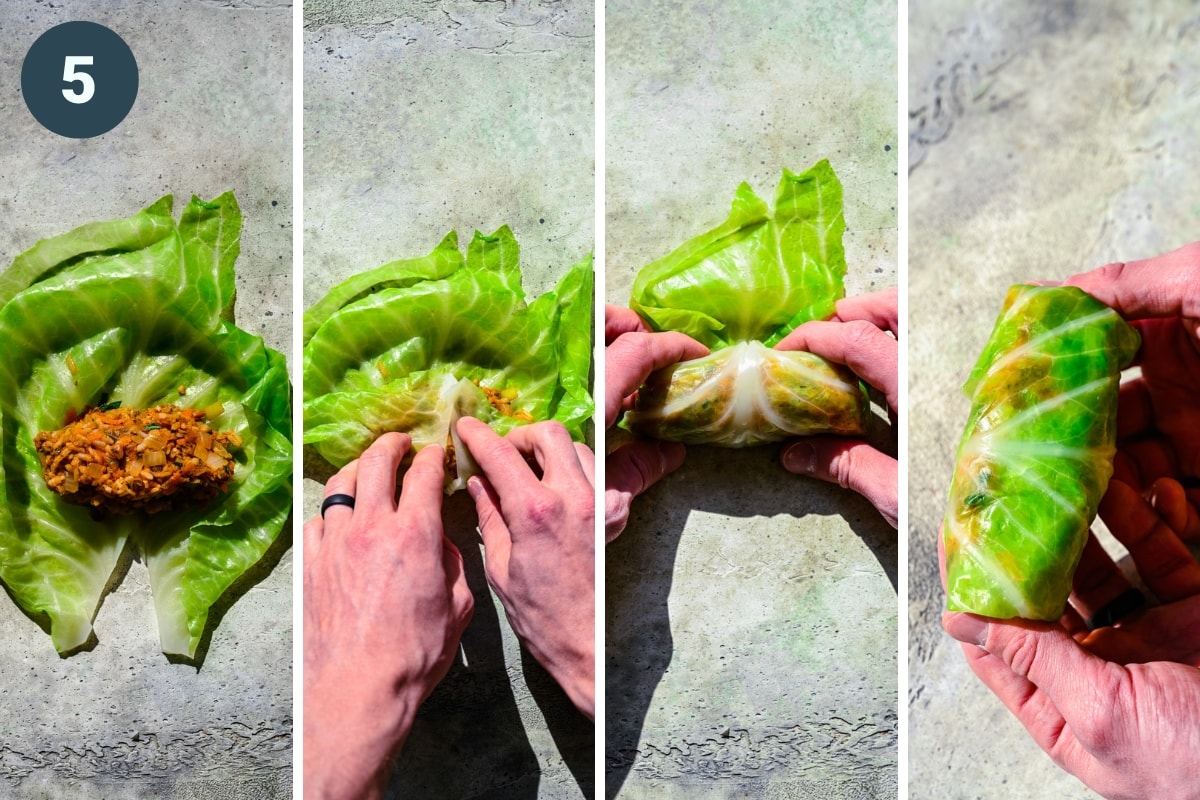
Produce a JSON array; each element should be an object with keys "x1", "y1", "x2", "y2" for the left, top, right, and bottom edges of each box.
[
  {"x1": 943, "y1": 284, "x2": 1139, "y2": 620},
  {"x1": 625, "y1": 341, "x2": 868, "y2": 446},
  {"x1": 625, "y1": 160, "x2": 873, "y2": 445}
]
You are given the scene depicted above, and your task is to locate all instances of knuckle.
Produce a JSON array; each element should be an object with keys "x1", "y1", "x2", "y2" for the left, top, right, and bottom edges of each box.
[
  {"x1": 620, "y1": 445, "x2": 662, "y2": 495},
  {"x1": 604, "y1": 490, "x2": 631, "y2": 540},
  {"x1": 1001, "y1": 629, "x2": 1041, "y2": 678},
  {"x1": 523, "y1": 491, "x2": 566, "y2": 527},
  {"x1": 830, "y1": 447, "x2": 860, "y2": 490}
]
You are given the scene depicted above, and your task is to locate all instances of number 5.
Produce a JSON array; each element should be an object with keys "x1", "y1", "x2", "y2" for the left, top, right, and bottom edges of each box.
[{"x1": 62, "y1": 56, "x2": 95, "y2": 104}]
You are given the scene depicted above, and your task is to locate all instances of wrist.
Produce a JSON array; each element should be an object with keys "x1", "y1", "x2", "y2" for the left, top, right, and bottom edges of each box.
[
  {"x1": 530, "y1": 636, "x2": 595, "y2": 720},
  {"x1": 304, "y1": 670, "x2": 423, "y2": 798}
]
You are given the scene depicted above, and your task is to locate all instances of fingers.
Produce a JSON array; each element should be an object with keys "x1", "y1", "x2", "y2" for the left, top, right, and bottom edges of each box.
[
  {"x1": 605, "y1": 439, "x2": 687, "y2": 542},
  {"x1": 776, "y1": 319, "x2": 898, "y2": 411},
  {"x1": 1115, "y1": 378, "x2": 1153, "y2": 441},
  {"x1": 321, "y1": 458, "x2": 360, "y2": 527},
  {"x1": 303, "y1": 516, "x2": 324, "y2": 562},
  {"x1": 1081, "y1": 596, "x2": 1200, "y2": 665},
  {"x1": 1099, "y1": 479, "x2": 1200, "y2": 602},
  {"x1": 456, "y1": 417, "x2": 536, "y2": 499},
  {"x1": 441, "y1": 536, "x2": 475, "y2": 630},
  {"x1": 354, "y1": 432, "x2": 412, "y2": 514},
  {"x1": 466, "y1": 475, "x2": 513, "y2": 569},
  {"x1": 834, "y1": 287, "x2": 898, "y2": 335},
  {"x1": 942, "y1": 613, "x2": 1116, "y2": 744},
  {"x1": 1067, "y1": 534, "x2": 1132, "y2": 624},
  {"x1": 953, "y1": 636, "x2": 1076, "y2": 760},
  {"x1": 1065, "y1": 241, "x2": 1200, "y2": 319},
  {"x1": 500, "y1": 421, "x2": 590, "y2": 489},
  {"x1": 605, "y1": 304, "x2": 650, "y2": 343},
  {"x1": 395, "y1": 444, "x2": 446, "y2": 555},
  {"x1": 781, "y1": 438, "x2": 898, "y2": 528},
  {"x1": 1147, "y1": 476, "x2": 1200, "y2": 541},
  {"x1": 575, "y1": 442, "x2": 596, "y2": 486},
  {"x1": 604, "y1": 331, "x2": 709, "y2": 429}
]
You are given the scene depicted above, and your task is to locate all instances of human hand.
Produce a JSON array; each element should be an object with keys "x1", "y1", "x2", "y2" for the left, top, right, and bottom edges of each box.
[
  {"x1": 304, "y1": 433, "x2": 474, "y2": 800},
  {"x1": 1066, "y1": 241, "x2": 1200, "y2": 542},
  {"x1": 776, "y1": 287, "x2": 899, "y2": 527},
  {"x1": 604, "y1": 304, "x2": 709, "y2": 541},
  {"x1": 456, "y1": 417, "x2": 597, "y2": 719},
  {"x1": 942, "y1": 466, "x2": 1200, "y2": 799}
]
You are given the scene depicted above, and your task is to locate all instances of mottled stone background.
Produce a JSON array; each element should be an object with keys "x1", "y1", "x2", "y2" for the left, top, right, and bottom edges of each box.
[
  {"x1": 0, "y1": 1, "x2": 293, "y2": 798},
  {"x1": 909, "y1": 1, "x2": 1200, "y2": 797},
  {"x1": 606, "y1": 1, "x2": 899, "y2": 797}
]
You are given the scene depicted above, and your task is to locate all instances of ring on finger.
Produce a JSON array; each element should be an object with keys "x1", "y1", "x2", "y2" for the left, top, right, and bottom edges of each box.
[{"x1": 320, "y1": 493, "x2": 356, "y2": 518}]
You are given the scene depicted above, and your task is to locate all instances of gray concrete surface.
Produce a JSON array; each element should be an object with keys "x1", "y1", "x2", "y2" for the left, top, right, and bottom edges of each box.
[
  {"x1": 606, "y1": 2, "x2": 898, "y2": 797},
  {"x1": 908, "y1": 1, "x2": 1200, "y2": 797},
  {"x1": 303, "y1": 1, "x2": 595, "y2": 798},
  {"x1": 0, "y1": 1, "x2": 293, "y2": 798}
]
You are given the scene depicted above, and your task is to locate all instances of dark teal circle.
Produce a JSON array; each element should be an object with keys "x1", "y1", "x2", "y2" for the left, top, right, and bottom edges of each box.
[{"x1": 21, "y1": 21, "x2": 138, "y2": 139}]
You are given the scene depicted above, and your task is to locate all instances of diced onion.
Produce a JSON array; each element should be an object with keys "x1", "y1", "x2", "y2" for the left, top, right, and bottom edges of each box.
[
  {"x1": 144, "y1": 451, "x2": 166, "y2": 467},
  {"x1": 205, "y1": 453, "x2": 227, "y2": 471}
]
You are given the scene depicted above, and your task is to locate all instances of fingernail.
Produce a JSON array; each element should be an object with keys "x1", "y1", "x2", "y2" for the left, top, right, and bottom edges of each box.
[
  {"x1": 942, "y1": 612, "x2": 989, "y2": 647},
  {"x1": 660, "y1": 441, "x2": 686, "y2": 472},
  {"x1": 466, "y1": 475, "x2": 483, "y2": 500},
  {"x1": 783, "y1": 442, "x2": 816, "y2": 474}
]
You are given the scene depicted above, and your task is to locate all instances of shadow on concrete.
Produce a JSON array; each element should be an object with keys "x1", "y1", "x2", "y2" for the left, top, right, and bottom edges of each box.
[
  {"x1": 604, "y1": 443, "x2": 897, "y2": 797},
  {"x1": 522, "y1": 646, "x2": 596, "y2": 797},
  {"x1": 604, "y1": 492, "x2": 688, "y2": 799},
  {"x1": 388, "y1": 492, "x2": 594, "y2": 799}
]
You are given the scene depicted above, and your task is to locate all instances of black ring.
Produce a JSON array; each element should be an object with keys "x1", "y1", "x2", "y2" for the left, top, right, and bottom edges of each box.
[
  {"x1": 320, "y1": 493, "x2": 356, "y2": 518},
  {"x1": 1086, "y1": 587, "x2": 1146, "y2": 630}
]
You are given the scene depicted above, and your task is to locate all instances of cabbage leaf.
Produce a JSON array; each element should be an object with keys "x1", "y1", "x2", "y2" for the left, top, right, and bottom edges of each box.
[
  {"x1": 626, "y1": 160, "x2": 867, "y2": 445},
  {"x1": 943, "y1": 285, "x2": 1139, "y2": 620},
  {"x1": 302, "y1": 227, "x2": 593, "y2": 490},
  {"x1": 0, "y1": 194, "x2": 292, "y2": 658}
]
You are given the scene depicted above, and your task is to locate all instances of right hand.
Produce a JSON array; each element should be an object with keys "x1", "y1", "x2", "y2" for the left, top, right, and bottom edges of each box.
[
  {"x1": 1066, "y1": 241, "x2": 1200, "y2": 542},
  {"x1": 456, "y1": 417, "x2": 597, "y2": 719},
  {"x1": 775, "y1": 287, "x2": 899, "y2": 527},
  {"x1": 604, "y1": 305, "x2": 708, "y2": 542}
]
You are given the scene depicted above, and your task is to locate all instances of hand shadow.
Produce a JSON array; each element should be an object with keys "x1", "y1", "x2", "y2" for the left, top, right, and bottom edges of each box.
[
  {"x1": 605, "y1": 444, "x2": 896, "y2": 798},
  {"x1": 386, "y1": 492, "x2": 594, "y2": 799}
]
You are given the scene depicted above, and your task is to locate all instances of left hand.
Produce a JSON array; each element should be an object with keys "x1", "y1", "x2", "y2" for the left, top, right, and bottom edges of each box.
[
  {"x1": 456, "y1": 417, "x2": 597, "y2": 719},
  {"x1": 304, "y1": 432, "x2": 474, "y2": 800},
  {"x1": 942, "y1": 466, "x2": 1200, "y2": 799},
  {"x1": 604, "y1": 304, "x2": 709, "y2": 541}
]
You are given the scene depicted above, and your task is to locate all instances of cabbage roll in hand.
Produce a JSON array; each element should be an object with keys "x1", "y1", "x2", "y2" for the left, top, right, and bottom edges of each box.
[{"x1": 943, "y1": 284, "x2": 1140, "y2": 620}]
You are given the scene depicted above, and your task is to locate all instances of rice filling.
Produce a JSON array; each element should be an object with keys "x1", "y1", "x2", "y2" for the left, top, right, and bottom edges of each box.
[{"x1": 34, "y1": 403, "x2": 242, "y2": 515}]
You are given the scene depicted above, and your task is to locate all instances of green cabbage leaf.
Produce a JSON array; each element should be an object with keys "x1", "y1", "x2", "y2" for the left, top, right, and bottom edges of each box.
[
  {"x1": 626, "y1": 160, "x2": 867, "y2": 445},
  {"x1": 943, "y1": 285, "x2": 1139, "y2": 620},
  {"x1": 0, "y1": 194, "x2": 292, "y2": 658},
  {"x1": 303, "y1": 227, "x2": 593, "y2": 489}
]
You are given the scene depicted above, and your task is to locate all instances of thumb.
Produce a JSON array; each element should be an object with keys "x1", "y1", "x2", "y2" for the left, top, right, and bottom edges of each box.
[
  {"x1": 944, "y1": 613, "x2": 1117, "y2": 731},
  {"x1": 782, "y1": 438, "x2": 898, "y2": 527},
  {"x1": 605, "y1": 439, "x2": 687, "y2": 542},
  {"x1": 466, "y1": 475, "x2": 512, "y2": 572}
]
